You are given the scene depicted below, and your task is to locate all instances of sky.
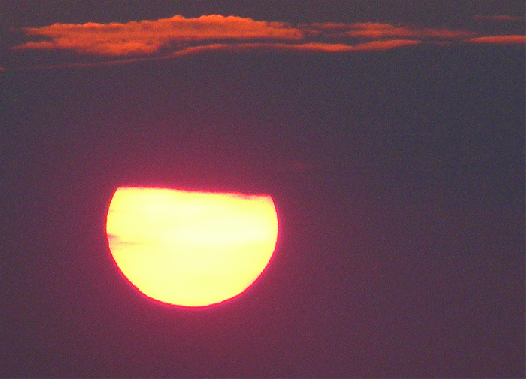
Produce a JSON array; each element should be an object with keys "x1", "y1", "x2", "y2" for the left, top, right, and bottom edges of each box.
[{"x1": 1, "y1": 1, "x2": 525, "y2": 377}]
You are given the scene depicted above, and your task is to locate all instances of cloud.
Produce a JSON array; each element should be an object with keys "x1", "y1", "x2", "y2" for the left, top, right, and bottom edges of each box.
[
  {"x1": 13, "y1": 40, "x2": 424, "y2": 71},
  {"x1": 467, "y1": 35, "x2": 526, "y2": 44},
  {"x1": 13, "y1": 39, "x2": 426, "y2": 71},
  {"x1": 224, "y1": 40, "x2": 421, "y2": 53},
  {"x1": 308, "y1": 22, "x2": 475, "y2": 40},
  {"x1": 8, "y1": 14, "x2": 525, "y2": 69},
  {"x1": 10, "y1": 15, "x2": 464, "y2": 58},
  {"x1": 473, "y1": 15, "x2": 524, "y2": 22},
  {"x1": 342, "y1": 23, "x2": 475, "y2": 39},
  {"x1": 14, "y1": 15, "x2": 303, "y2": 56}
]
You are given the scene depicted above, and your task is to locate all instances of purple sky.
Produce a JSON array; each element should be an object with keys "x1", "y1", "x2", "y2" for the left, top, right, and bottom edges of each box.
[{"x1": 1, "y1": 1, "x2": 524, "y2": 377}]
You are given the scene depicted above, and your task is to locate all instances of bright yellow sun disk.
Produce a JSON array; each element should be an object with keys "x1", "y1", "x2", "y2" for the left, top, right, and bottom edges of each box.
[{"x1": 106, "y1": 187, "x2": 279, "y2": 307}]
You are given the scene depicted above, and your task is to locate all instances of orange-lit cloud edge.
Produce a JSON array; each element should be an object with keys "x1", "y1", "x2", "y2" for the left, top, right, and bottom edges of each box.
[{"x1": 7, "y1": 14, "x2": 526, "y2": 70}]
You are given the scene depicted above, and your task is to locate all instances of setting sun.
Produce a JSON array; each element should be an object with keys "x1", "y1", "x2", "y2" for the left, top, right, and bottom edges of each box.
[{"x1": 105, "y1": 187, "x2": 279, "y2": 307}]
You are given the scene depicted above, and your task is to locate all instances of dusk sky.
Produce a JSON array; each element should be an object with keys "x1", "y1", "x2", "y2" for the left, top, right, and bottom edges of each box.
[{"x1": 1, "y1": 1, "x2": 524, "y2": 377}]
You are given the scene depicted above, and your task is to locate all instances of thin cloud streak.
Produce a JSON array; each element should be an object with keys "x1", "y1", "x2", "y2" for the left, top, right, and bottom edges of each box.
[
  {"x1": 13, "y1": 40, "x2": 423, "y2": 71},
  {"x1": 467, "y1": 35, "x2": 526, "y2": 44},
  {"x1": 473, "y1": 15, "x2": 524, "y2": 22},
  {"x1": 344, "y1": 25, "x2": 475, "y2": 39},
  {"x1": 305, "y1": 22, "x2": 475, "y2": 39},
  {"x1": 7, "y1": 14, "x2": 526, "y2": 70}
]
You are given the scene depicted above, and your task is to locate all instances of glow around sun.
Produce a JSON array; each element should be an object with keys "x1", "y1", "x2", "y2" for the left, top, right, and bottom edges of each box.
[{"x1": 105, "y1": 187, "x2": 279, "y2": 307}]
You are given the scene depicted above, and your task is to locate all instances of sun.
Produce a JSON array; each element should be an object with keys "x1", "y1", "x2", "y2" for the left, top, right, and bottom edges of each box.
[{"x1": 105, "y1": 187, "x2": 279, "y2": 307}]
